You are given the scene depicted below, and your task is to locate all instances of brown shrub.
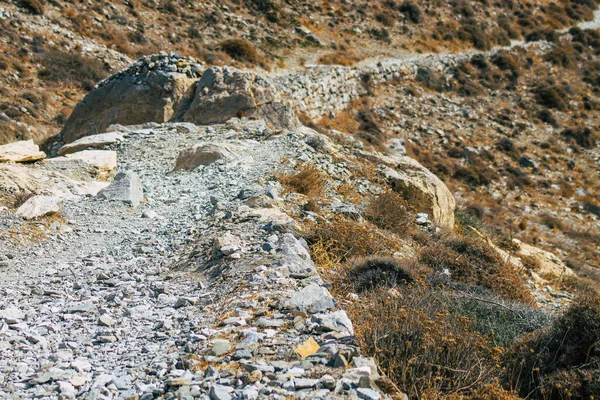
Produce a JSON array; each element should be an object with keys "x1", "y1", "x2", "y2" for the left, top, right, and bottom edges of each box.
[
  {"x1": 18, "y1": 0, "x2": 44, "y2": 15},
  {"x1": 504, "y1": 292, "x2": 600, "y2": 399},
  {"x1": 351, "y1": 284, "x2": 502, "y2": 397},
  {"x1": 276, "y1": 162, "x2": 327, "y2": 197},
  {"x1": 419, "y1": 236, "x2": 535, "y2": 304},
  {"x1": 534, "y1": 84, "x2": 568, "y2": 110},
  {"x1": 347, "y1": 256, "x2": 431, "y2": 292},
  {"x1": 318, "y1": 51, "x2": 361, "y2": 66},
  {"x1": 306, "y1": 215, "x2": 398, "y2": 273},
  {"x1": 363, "y1": 191, "x2": 414, "y2": 235},
  {"x1": 561, "y1": 127, "x2": 598, "y2": 149},
  {"x1": 219, "y1": 39, "x2": 260, "y2": 64},
  {"x1": 11, "y1": 191, "x2": 35, "y2": 209},
  {"x1": 37, "y1": 49, "x2": 108, "y2": 91}
]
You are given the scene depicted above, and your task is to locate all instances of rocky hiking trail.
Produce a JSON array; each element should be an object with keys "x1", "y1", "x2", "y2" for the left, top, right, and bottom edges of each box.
[
  {"x1": 0, "y1": 121, "x2": 389, "y2": 399},
  {"x1": 2, "y1": 8, "x2": 597, "y2": 398}
]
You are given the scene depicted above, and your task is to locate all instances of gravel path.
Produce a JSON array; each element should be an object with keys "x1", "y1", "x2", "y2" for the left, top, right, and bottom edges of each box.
[{"x1": 1, "y1": 121, "x2": 381, "y2": 399}]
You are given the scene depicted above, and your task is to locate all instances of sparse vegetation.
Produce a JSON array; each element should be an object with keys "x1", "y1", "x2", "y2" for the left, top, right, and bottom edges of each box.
[
  {"x1": 219, "y1": 38, "x2": 260, "y2": 65},
  {"x1": 18, "y1": 0, "x2": 44, "y2": 15},
  {"x1": 318, "y1": 51, "x2": 361, "y2": 66},
  {"x1": 276, "y1": 162, "x2": 327, "y2": 197},
  {"x1": 37, "y1": 49, "x2": 108, "y2": 91}
]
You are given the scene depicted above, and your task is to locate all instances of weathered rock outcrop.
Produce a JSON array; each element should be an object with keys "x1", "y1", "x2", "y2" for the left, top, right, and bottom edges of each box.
[
  {"x1": 181, "y1": 67, "x2": 300, "y2": 130},
  {"x1": 61, "y1": 55, "x2": 202, "y2": 143},
  {"x1": 0, "y1": 140, "x2": 46, "y2": 163},
  {"x1": 380, "y1": 157, "x2": 456, "y2": 230}
]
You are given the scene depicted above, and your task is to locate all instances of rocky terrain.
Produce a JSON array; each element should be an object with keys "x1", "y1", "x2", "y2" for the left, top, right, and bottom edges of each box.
[{"x1": 1, "y1": 1, "x2": 600, "y2": 399}]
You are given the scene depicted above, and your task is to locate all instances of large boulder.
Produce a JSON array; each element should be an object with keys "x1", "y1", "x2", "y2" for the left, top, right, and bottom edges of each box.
[
  {"x1": 0, "y1": 140, "x2": 46, "y2": 163},
  {"x1": 96, "y1": 171, "x2": 143, "y2": 208},
  {"x1": 380, "y1": 156, "x2": 456, "y2": 230},
  {"x1": 16, "y1": 195, "x2": 62, "y2": 220},
  {"x1": 60, "y1": 55, "x2": 202, "y2": 143},
  {"x1": 181, "y1": 67, "x2": 300, "y2": 130}
]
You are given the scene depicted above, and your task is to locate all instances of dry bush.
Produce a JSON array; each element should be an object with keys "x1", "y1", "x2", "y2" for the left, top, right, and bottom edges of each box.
[
  {"x1": 504, "y1": 291, "x2": 600, "y2": 399},
  {"x1": 276, "y1": 162, "x2": 327, "y2": 197},
  {"x1": 399, "y1": 2, "x2": 423, "y2": 24},
  {"x1": 351, "y1": 285, "x2": 502, "y2": 397},
  {"x1": 37, "y1": 49, "x2": 108, "y2": 91},
  {"x1": 219, "y1": 39, "x2": 260, "y2": 65},
  {"x1": 18, "y1": 0, "x2": 44, "y2": 15},
  {"x1": 561, "y1": 127, "x2": 598, "y2": 149},
  {"x1": 348, "y1": 256, "x2": 431, "y2": 293},
  {"x1": 363, "y1": 191, "x2": 414, "y2": 235},
  {"x1": 419, "y1": 236, "x2": 535, "y2": 304},
  {"x1": 534, "y1": 84, "x2": 568, "y2": 110},
  {"x1": 306, "y1": 215, "x2": 398, "y2": 274},
  {"x1": 356, "y1": 108, "x2": 386, "y2": 150},
  {"x1": 318, "y1": 51, "x2": 361, "y2": 66}
]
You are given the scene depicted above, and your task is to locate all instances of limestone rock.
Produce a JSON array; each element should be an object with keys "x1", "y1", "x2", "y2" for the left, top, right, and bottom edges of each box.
[
  {"x1": 175, "y1": 142, "x2": 239, "y2": 171},
  {"x1": 96, "y1": 171, "x2": 143, "y2": 208},
  {"x1": 514, "y1": 239, "x2": 575, "y2": 278},
  {"x1": 286, "y1": 284, "x2": 336, "y2": 313},
  {"x1": 58, "y1": 132, "x2": 124, "y2": 155},
  {"x1": 0, "y1": 140, "x2": 46, "y2": 163},
  {"x1": 16, "y1": 195, "x2": 62, "y2": 219},
  {"x1": 66, "y1": 150, "x2": 117, "y2": 173},
  {"x1": 182, "y1": 66, "x2": 300, "y2": 130},
  {"x1": 0, "y1": 164, "x2": 108, "y2": 199},
  {"x1": 379, "y1": 157, "x2": 456, "y2": 230}
]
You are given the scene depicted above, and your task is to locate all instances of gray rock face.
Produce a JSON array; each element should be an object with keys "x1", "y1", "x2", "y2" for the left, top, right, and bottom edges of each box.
[
  {"x1": 61, "y1": 55, "x2": 201, "y2": 143},
  {"x1": 96, "y1": 171, "x2": 143, "y2": 208},
  {"x1": 286, "y1": 284, "x2": 336, "y2": 313},
  {"x1": 181, "y1": 67, "x2": 300, "y2": 130},
  {"x1": 16, "y1": 195, "x2": 62, "y2": 220}
]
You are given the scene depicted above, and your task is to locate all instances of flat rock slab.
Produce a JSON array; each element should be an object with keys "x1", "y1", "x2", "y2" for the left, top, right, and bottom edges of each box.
[
  {"x1": 96, "y1": 171, "x2": 143, "y2": 208},
  {"x1": 58, "y1": 132, "x2": 124, "y2": 156},
  {"x1": 16, "y1": 195, "x2": 62, "y2": 220},
  {"x1": 285, "y1": 283, "x2": 336, "y2": 313},
  {"x1": 0, "y1": 140, "x2": 46, "y2": 163},
  {"x1": 66, "y1": 150, "x2": 118, "y2": 172},
  {"x1": 175, "y1": 142, "x2": 239, "y2": 171}
]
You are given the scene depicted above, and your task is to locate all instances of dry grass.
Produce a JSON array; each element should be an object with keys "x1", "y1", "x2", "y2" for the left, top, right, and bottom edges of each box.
[
  {"x1": 419, "y1": 236, "x2": 535, "y2": 304},
  {"x1": 318, "y1": 51, "x2": 362, "y2": 67},
  {"x1": 504, "y1": 291, "x2": 600, "y2": 399},
  {"x1": 276, "y1": 162, "x2": 327, "y2": 197},
  {"x1": 37, "y1": 48, "x2": 108, "y2": 91},
  {"x1": 219, "y1": 39, "x2": 260, "y2": 65},
  {"x1": 363, "y1": 191, "x2": 414, "y2": 235}
]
